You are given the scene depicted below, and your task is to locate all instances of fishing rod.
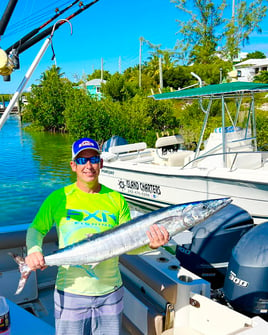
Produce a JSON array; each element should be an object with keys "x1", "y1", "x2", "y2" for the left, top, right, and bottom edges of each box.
[
  {"x1": 0, "y1": 0, "x2": 100, "y2": 81},
  {"x1": 0, "y1": 19, "x2": 72, "y2": 130},
  {"x1": 7, "y1": 0, "x2": 99, "y2": 55},
  {"x1": 5, "y1": 0, "x2": 81, "y2": 55},
  {"x1": 0, "y1": 0, "x2": 18, "y2": 37}
]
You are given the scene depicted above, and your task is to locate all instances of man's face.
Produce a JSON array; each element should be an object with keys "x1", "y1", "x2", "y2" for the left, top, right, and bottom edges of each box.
[{"x1": 70, "y1": 149, "x2": 103, "y2": 184}]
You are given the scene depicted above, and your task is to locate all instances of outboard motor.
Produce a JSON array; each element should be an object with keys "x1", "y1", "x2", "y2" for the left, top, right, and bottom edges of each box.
[
  {"x1": 102, "y1": 135, "x2": 128, "y2": 152},
  {"x1": 176, "y1": 204, "x2": 254, "y2": 288},
  {"x1": 223, "y1": 222, "x2": 268, "y2": 319}
]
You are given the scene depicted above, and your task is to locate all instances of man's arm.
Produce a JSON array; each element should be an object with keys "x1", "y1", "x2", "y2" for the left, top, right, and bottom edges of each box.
[{"x1": 26, "y1": 227, "x2": 47, "y2": 270}]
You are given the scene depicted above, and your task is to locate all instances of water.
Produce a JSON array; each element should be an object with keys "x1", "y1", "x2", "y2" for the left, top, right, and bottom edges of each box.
[{"x1": 0, "y1": 115, "x2": 75, "y2": 226}]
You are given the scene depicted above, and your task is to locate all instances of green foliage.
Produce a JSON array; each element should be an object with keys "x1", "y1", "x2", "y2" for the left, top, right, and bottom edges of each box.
[
  {"x1": 101, "y1": 72, "x2": 139, "y2": 102},
  {"x1": 191, "y1": 59, "x2": 232, "y2": 85},
  {"x1": 256, "y1": 110, "x2": 268, "y2": 149},
  {"x1": 117, "y1": 96, "x2": 178, "y2": 146},
  {"x1": 163, "y1": 66, "x2": 192, "y2": 89},
  {"x1": 23, "y1": 65, "x2": 72, "y2": 131},
  {"x1": 22, "y1": 49, "x2": 268, "y2": 152},
  {"x1": 254, "y1": 71, "x2": 268, "y2": 83},
  {"x1": 0, "y1": 94, "x2": 11, "y2": 102},
  {"x1": 87, "y1": 69, "x2": 111, "y2": 81},
  {"x1": 245, "y1": 51, "x2": 266, "y2": 59},
  {"x1": 172, "y1": 0, "x2": 226, "y2": 64},
  {"x1": 221, "y1": 0, "x2": 267, "y2": 61},
  {"x1": 173, "y1": 0, "x2": 267, "y2": 63},
  {"x1": 63, "y1": 88, "x2": 96, "y2": 138}
]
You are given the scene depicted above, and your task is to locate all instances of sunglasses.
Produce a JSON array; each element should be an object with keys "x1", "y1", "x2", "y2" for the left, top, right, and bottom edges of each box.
[{"x1": 75, "y1": 156, "x2": 101, "y2": 165}]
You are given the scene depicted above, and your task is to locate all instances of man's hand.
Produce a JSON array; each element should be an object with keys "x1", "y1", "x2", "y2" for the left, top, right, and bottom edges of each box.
[
  {"x1": 25, "y1": 251, "x2": 47, "y2": 271},
  {"x1": 147, "y1": 224, "x2": 170, "y2": 249}
]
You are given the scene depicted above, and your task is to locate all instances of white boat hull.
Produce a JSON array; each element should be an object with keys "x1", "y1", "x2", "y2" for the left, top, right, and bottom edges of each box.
[{"x1": 100, "y1": 162, "x2": 268, "y2": 223}]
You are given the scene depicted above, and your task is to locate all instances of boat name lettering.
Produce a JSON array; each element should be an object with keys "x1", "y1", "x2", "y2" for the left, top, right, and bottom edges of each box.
[
  {"x1": 229, "y1": 271, "x2": 249, "y2": 288},
  {"x1": 140, "y1": 182, "x2": 161, "y2": 195},
  {"x1": 126, "y1": 180, "x2": 140, "y2": 190},
  {"x1": 119, "y1": 179, "x2": 161, "y2": 195}
]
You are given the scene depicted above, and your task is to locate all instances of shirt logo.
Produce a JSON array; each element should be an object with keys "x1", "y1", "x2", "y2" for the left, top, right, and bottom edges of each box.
[{"x1": 67, "y1": 209, "x2": 116, "y2": 223}]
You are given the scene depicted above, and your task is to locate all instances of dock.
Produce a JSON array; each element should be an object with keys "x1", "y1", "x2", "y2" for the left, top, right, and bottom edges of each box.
[{"x1": 0, "y1": 106, "x2": 19, "y2": 114}]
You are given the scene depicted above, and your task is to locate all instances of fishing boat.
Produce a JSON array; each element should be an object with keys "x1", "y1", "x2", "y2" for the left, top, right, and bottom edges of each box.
[{"x1": 100, "y1": 82, "x2": 268, "y2": 224}]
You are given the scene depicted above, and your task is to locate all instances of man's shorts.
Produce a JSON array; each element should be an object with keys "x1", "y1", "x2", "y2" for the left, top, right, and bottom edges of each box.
[{"x1": 54, "y1": 287, "x2": 124, "y2": 335}]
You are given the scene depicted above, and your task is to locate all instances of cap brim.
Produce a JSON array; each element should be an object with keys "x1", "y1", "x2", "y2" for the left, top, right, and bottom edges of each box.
[{"x1": 72, "y1": 147, "x2": 101, "y2": 160}]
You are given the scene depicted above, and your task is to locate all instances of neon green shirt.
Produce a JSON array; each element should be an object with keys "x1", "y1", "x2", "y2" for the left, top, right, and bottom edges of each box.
[{"x1": 26, "y1": 183, "x2": 134, "y2": 296}]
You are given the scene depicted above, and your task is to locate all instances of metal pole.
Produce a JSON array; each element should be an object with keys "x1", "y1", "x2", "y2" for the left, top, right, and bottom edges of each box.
[
  {"x1": 101, "y1": 57, "x2": 103, "y2": 81},
  {"x1": 139, "y1": 37, "x2": 143, "y2": 88},
  {"x1": 119, "y1": 56, "x2": 121, "y2": 74},
  {"x1": 0, "y1": 36, "x2": 52, "y2": 130},
  {"x1": 232, "y1": 0, "x2": 235, "y2": 20},
  {"x1": 191, "y1": 72, "x2": 202, "y2": 87},
  {"x1": 159, "y1": 56, "x2": 163, "y2": 89},
  {"x1": 222, "y1": 95, "x2": 227, "y2": 167}
]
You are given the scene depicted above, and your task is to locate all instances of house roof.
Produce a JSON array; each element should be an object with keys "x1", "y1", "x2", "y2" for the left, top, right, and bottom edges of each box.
[
  {"x1": 86, "y1": 79, "x2": 106, "y2": 86},
  {"x1": 150, "y1": 82, "x2": 268, "y2": 100},
  {"x1": 235, "y1": 58, "x2": 268, "y2": 68}
]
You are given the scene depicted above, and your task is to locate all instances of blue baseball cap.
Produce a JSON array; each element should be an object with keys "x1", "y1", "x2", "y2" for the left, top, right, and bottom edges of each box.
[{"x1": 72, "y1": 138, "x2": 101, "y2": 159}]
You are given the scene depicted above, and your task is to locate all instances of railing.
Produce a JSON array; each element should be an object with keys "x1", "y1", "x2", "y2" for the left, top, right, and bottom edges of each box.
[{"x1": 182, "y1": 150, "x2": 267, "y2": 171}]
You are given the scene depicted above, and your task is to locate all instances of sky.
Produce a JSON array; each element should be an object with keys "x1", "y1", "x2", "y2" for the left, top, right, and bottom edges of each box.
[{"x1": 0, "y1": 0, "x2": 268, "y2": 94}]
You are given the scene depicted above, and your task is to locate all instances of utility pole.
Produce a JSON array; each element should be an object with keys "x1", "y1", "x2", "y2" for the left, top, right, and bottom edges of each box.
[
  {"x1": 119, "y1": 56, "x2": 121, "y2": 74},
  {"x1": 159, "y1": 56, "x2": 163, "y2": 89},
  {"x1": 139, "y1": 37, "x2": 143, "y2": 88},
  {"x1": 232, "y1": 0, "x2": 235, "y2": 20},
  {"x1": 101, "y1": 57, "x2": 103, "y2": 81}
]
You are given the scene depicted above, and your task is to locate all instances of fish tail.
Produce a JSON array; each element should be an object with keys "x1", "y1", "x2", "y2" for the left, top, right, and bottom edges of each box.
[{"x1": 9, "y1": 253, "x2": 32, "y2": 295}]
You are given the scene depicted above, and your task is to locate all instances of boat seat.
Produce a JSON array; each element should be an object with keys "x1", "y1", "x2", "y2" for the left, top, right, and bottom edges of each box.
[
  {"x1": 109, "y1": 142, "x2": 147, "y2": 155},
  {"x1": 155, "y1": 135, "x2": 184, "y2": 148},
  {"x1": 167, "y1": 151, "x2": 193, "y2": 167}
]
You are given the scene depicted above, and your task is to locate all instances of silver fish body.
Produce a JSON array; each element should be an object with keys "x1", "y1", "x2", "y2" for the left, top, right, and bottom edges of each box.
[
  {"x1": 44, "y1": 197, "x2": 231, "y2": 266},
  {"x1": 12, "y1": 197, "x2": 231, "y2": 294}
]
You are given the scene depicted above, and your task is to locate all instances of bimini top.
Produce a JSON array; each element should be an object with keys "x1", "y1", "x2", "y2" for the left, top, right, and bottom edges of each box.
[{"x1": 150, "y1": 82, "x2": 268, "y2": 100}]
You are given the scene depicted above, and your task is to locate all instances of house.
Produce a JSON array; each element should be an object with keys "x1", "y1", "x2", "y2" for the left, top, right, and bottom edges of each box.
[
  {"x1": 85, "y1": 79, "x2": 106, "y2": 99},
  {"x1": 229, "y1": 58, "x2": 268, "y2": 82}
]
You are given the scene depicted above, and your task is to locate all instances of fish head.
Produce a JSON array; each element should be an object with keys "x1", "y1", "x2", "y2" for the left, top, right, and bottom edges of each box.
[{"x1": 182, "y1": 198, "x2": 232, "y2": 228}]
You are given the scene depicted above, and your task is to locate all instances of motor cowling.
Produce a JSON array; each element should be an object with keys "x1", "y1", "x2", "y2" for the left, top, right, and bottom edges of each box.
[
  {"x1": 102, "y1": 136, "x2": 128, "y2": 152},
  {"x1": 176, "y1": 204, "x2": 254, "y2": 289},
  {"x1": 223, "y1": 221, "x2": 268, "y2": 318}
]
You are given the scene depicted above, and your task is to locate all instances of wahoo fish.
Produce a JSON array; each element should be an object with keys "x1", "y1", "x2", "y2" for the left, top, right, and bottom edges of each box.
[{"x1": 11, "y1": 198, "x2": 231, "y2": 294}]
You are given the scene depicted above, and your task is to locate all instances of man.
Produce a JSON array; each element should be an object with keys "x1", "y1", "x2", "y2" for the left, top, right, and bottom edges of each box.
[{"x1": 25, "y1": 137, "x2": 169, "y2": 335}]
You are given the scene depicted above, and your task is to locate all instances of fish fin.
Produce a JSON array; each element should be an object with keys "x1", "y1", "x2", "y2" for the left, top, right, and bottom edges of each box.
[{"x1": 8, "y1": 253, "x2": 32, "y2": 295}]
